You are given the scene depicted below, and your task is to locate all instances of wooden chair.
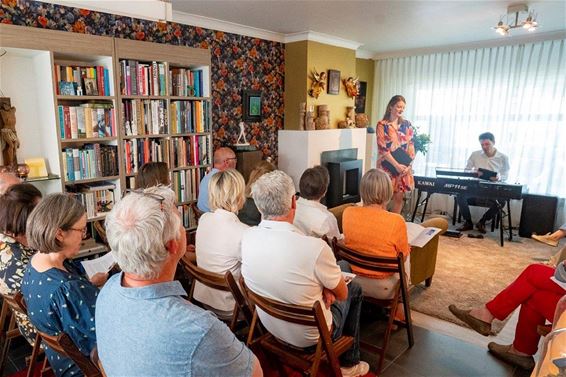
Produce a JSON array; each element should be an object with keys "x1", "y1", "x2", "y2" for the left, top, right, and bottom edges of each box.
[
  {"x1": 37, "y1": 330, "x2": 102, "y2": 377},
  {"x1": 179, "y1": 254, "x2": 249, "y2": 332},
  {"x1": 0, "y1": 292, "x2": 44, "y2": 377},
  {"x1": 331, "y1": 238, "x2": 414, "y2": 374},
  {"x1": 241, "y1": 279, "x2": 354, "y2": 377},
  {"x1": 190, "y1": 202, "x2": 204, "y2": 224}
]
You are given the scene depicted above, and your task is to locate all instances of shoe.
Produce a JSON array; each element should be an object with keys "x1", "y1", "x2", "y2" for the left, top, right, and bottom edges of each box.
[
  {"x1": 532, "y1": 233, "x2": 559, "y2": 247},
  {"x1": 448, "y1": 305, "x2": 492, "y2": 336},
  {"x1": 487, "y1": 342, "x2": 535, "y2": 370},
  {"x1": 456, "y1": 222, "x2": 474, "y2": 232},
  {"x1": 476, "y1": 221, "x2": 487, "y2": 234},
  {"x1": 340, "y1": 361, "x2": 370, "y2": 377}
]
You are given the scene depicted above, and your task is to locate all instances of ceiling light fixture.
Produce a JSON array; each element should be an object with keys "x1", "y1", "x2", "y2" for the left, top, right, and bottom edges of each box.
[{"x1": 492, "y1": 4, "x2": 539, "y2": 36}]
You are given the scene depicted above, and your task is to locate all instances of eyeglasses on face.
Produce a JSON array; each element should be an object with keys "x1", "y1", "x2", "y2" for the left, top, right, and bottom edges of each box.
[
  {"x1": 68, "y1": 226, "x2": 88, "y2": 239},
  {"x1": 122, "y1": 189, "x2": 166, "y2": 211}
]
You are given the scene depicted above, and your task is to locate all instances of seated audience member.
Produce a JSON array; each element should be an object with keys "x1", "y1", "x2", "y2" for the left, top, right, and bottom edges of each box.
[
  {"x1": 242, "y1": 170, "x2": 369, "y2": 377},
  {"x1": 0, "y1": 172, "x2": 20, "y2": 194},
  {"x1": 294, "y1": 165, "x2": 341, "y2": 240},
  {"x1": 136, "y1": 161, "x2": 170, "y2": 188},
  {"x1": 97, "y1": 186, "x2": 261, "y2": 376},
  {"x1": 22, "y1": 194, "x2": 107, "y2": 377},
  {"x1": 197, "y1": 147, "x2": 237, "y2": 212},
  {"x1": 238, "y1": 160, "x2": 276, "y2": 226},
  {"x1": 449, "y1": 261, "x2": 566, "y2": 370},
  {"x1": 342, "y1": 169, "x2": 411, "y2": 301},
  {"x1": 194, "y1": 169, "x2": 248, "y2": 317},
  {"x1": 0, "y1": 184, "x2": 42, "y2": 345},
  {"x1": 532, "y1": 223, "x2": 566, "y2": 247}
]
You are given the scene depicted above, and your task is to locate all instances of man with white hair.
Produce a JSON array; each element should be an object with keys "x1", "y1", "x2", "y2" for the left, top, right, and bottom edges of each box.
[
  {"x1": 241, "y1": 170, "x2": 369, "y2": 377},
  {"x1": 0, "y1": 172, "x2": 20, "y2": 194},
  {"x1": 96, "y1": 186, "x2": 262, "y2": 377}
]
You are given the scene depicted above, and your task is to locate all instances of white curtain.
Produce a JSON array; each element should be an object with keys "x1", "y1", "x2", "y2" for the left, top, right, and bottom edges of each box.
[{"x1": 374, "y1": 38, "x2": 566, "y2": 225}]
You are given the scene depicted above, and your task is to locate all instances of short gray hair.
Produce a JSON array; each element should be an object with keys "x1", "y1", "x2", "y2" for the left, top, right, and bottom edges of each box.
[
  {"x1": 105, "y1": 186, "x2": 181, "y2": 279},
  {"x1": 26, "y1": 193, "x2": 85, "y2": 254},
  {"x1": 251, "y1": 170, "x2": 295, "y2": 219}
]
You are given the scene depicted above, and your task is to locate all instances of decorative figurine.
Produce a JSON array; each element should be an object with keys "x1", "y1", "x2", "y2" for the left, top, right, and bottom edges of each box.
[
  {"x1": 308, "y1": 69, "x2": 326, "y2": 99},
  {"x1": 343, "y1": 76, "x2": 360, "y2": 98},
  {"x1": 299, "y1": 102, "x2": 306, "y2": 130},
  {"x1": 355, "y1": 113, "x2": 369, "y2": 128},
  {"x1": 235, "y1": 121, "x2": 250, "y2": 145},
  {"x1": 0, "y1": 99, "x2": 20, "y2": 168},
  {"x1": 315, "y1": 105, "x2": 330, "y2": 130},
  {"x1": 305, "y1": 105, "x2": 316, "y2": 131}
]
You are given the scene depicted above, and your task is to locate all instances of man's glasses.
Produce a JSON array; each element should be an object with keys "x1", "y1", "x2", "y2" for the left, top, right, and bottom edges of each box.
[{"x1": 122, "y1": 189, "x2": 166, "y2": 211}]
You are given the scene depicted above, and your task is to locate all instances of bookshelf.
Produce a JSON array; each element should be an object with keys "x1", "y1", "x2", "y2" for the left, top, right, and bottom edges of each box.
[{"x1": 1, "y1": 24, "x2": 212, "y2": 237}]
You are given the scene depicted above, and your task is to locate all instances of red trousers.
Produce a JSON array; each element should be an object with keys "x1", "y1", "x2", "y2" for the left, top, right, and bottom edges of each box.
[{"x1": 486, "y1": 264, "x2": 565, "y2": 355}]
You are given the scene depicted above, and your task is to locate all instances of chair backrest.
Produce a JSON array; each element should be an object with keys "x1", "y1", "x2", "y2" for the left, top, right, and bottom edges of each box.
[
  {"x1": 225, "y1": 272, "x2": 254, "y2": 328},
  {"x1": 331, "y1": 238, "x2": 406, "y2": 277},
  {"x1": 90, "y1": 347, "x2": 107, "y2": 377},
  {"x1": 190, "y1": 202, "x2": 204, "y2": 223},
  {"x1": 1, "y1": 291, "x2": 28, "y2": 316},
  {"x1": 179, "y1": 254, "x2": 231, "y2": 300},
  {"x1": 37, "y1": 330, "x2": 102, "y2": 377}
]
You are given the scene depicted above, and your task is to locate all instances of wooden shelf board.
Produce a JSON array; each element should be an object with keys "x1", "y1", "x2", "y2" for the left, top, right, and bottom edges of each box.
[
  {"x1": 170, "y1": 132, "x2": 211, "y2": 137},
  {"x1": 57, "y1": 95, "x2": 115, "y2": 100},
  {"x1": 61, "y1": 137, "x2": 117, "y2": 144},
  {"x1": 122, "y1": 134, "x2": 168, "y2": 139},
  {"x1": 169, "y1": 96, "x2": 211, "y2": 101},
  {"x1": 26, "y1": 174, "x2": 61, "y2": 182},
  {"x1": 172, "y1": 165, "x2": 210, "y2": 171},
  {"x1": 64, "y1": 176, "x2": 120, "y2": 185},
  {"x1": 121, "y1": 95, "x2": 167, "y2": 100}
]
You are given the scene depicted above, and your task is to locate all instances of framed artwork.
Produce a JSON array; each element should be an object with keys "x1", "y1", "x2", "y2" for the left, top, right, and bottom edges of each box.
[
  {"x1": 84, "y1": 78, "x2": 99, "y2": 96},
  {"x1": 355, "y1": 81, "x2": 367, "y2": 113},
  {"x1": 327, "y1": 69, "x2": 340, "y2": 95},
  {"x1": 243, "y1": 90, "x2": 262, "y2": 122}
]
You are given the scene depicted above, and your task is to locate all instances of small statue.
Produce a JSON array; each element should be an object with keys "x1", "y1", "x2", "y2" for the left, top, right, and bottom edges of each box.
[
  {"x1": 298, "y1": 102, "x2": 306, "y2": 130},
  {"x1": 305, "y1": 105, "x2": 315, "y2": 131},
  {"x1": 308, "y1": 69, "x2": 326, "y2": 99},
  {"x1": 343, "y1": 76, "x2": 360, "y2": 98},
  {"x1": 0, "y1": 100, "x2": 19, "y2": 168},
  {"x1": 355, "y1": 113, "x2": 369, "y2": 128},
  {"x1": 315, "y1": 105, "x2": 330, "y2": 130},
  {"x1": 235, "y1": 121, "x2": 249, "y2": 145},
  {"x1": 338, "y1": 107, "x2": 356, "y2": 129}
]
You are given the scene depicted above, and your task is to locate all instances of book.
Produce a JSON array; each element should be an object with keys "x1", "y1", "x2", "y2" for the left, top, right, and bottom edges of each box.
[
  {"x1": 24, "y1": 158, "x2": 48, "y2": 178},
  {"x1": 381, "y1": 148, "x2": 413, "y2": 176},
  {"x1": 406, "y1": 222, "x2": 442, "y2": 248},
  {"x1": 478, "y1": 168, "x2": 498, "y2": 180}
]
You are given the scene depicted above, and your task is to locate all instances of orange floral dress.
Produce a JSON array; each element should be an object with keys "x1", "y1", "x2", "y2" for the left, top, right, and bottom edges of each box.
[{"x1": 376, "y1": 119, "x2": 415, "y2": 193}]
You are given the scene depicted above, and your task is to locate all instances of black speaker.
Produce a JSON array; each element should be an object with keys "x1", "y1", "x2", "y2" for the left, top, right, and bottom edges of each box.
[{"x1": 519, "y1": 194, "x2": 558, "y2": 238}]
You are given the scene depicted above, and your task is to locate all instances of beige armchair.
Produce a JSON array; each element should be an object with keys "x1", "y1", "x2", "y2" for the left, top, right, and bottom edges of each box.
[{"x1": 329, "y1": 203, "x2": 447, "y2": 287}]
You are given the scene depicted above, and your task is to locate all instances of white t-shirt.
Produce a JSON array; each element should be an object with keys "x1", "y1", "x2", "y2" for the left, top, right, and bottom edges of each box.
[
  {"x1": 466, "y1": 149, "x2": 510, "y2": 182},
  {"x1": 241, "y1": 220, "x2": 342, "y2": 348},
  {"x1": 194, "y1": 209, "x2": 249, "y2": 312},
  {"x1": 293, "y1": 197, "x2": 342, "y2": 240}
]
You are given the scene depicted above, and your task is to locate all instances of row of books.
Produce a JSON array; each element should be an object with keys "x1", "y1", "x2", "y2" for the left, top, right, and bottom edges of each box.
[
  {"x1": 169, "y1": 100, "x2": 209, "y2": 134},
  {"x1": 62, "y1": 145, "x2": 119, "y2": 182},
  {"x1": 55, "y1": 64, "x2": 111, "y2": 96},
  {"x1": 169, "y1": 68, "x2": 205, "y2": 97},
  {"x1": 172, "y1": 168, "x2": 206, "y2": 204},
  {"x1": 178, "y1": 204, "x2": 197, "y2": 229},
  {"x1": 170, "y1": 136, "x2": 211, "y2": 167},
  {"x1": 68, "y1": 182, "x2": 116, "y2": 219},
  {"x1": 58, "y1": 104, "x2": 116, "y2": 139},
  {"x1": 122, "y1": 99, "x2": 168, "y2": 136},
  {"x1": 123, "y1": 139, "x2": 169, "y2": 175},
  {"x1": 120, "y1": 60, "x2": 166, "y2": 96}
]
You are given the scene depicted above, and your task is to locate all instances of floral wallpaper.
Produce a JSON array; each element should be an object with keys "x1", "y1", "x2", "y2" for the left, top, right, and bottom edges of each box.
[{"x1": 0, "y1": 0, "x2": 285, "y2": 160}]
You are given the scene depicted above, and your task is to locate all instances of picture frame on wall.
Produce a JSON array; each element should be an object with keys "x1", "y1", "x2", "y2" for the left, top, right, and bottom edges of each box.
[
  {"x1": 355, "y1": 81, "x2": 367, "y2": 113},
  {"x1": 327, "y1": 69, "x2": 340, "y2": 95},
  {"x1": 242, "y1": 89, "x2": 262, "y2": 122}
]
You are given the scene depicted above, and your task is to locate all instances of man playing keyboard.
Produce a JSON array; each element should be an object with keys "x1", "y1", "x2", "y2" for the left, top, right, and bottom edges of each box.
[{"x1": 456, "y1": 132, "x2": 510, "y2": 233}]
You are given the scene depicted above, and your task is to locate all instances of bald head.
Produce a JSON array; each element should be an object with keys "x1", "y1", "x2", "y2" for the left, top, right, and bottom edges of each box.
[
  {"x1": 0, "y1": 173, "x2": 21, "y2": 194},
  {"x1": 213, "y1": 147, "x2": 237, "y2": 171}
]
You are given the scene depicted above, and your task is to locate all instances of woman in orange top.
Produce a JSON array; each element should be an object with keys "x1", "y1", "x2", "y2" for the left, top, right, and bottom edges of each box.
[
  {"x1": 376, "y1": 95, "x2": 415, "y2": 214},
  {"x1": 342, "y1": 168, "x2": 411, "y2": 300}
]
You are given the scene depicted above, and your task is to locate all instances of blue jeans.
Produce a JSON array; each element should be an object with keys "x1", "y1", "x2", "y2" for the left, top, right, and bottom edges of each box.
[{"x1": 331, "y1": 260, "x2": 363, "y2": 367}]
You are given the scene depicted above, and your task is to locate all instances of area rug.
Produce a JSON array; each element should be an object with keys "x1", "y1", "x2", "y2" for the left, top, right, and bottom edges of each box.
[{"x1": 409, "y1": 233, "x2": 556, "y2": 334}]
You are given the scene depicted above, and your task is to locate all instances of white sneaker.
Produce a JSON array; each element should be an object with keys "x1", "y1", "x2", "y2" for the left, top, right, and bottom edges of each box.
[{"x1": 340, "y1": 361, "x2": 370, "y2": 377}]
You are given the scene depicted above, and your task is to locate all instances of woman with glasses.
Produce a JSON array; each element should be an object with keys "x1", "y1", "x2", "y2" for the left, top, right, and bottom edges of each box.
[
  {"x1": 0, "y1": 183, "x2": 42, "y2": 345},
  {"x1": 21, "y1": 193, "x2": 106, "y2": 377}
]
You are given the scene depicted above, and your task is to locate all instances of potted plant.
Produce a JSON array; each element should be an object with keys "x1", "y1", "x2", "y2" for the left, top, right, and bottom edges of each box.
[{"x1": 412, "y1": 126, "x2": 431, "y2": 155}]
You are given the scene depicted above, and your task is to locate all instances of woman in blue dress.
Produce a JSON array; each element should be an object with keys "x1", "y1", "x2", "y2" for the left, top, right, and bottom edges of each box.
[{"x1": 21, "y1": 194, "x2": 107, "y2": 377}]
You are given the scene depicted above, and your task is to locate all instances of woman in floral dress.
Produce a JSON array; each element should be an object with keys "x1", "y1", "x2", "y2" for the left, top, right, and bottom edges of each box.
[
  {"x1": 0, "y1": 183, "x2": 42, "y2": 344},
  {"x1": 376, "y1": 95, "x2": 415, "y2": 213}
]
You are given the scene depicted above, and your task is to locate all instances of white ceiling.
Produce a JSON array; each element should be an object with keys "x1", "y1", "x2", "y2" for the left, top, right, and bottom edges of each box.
[{"x1": 171, "y1": 0, "x2": 566, "y2": 54}]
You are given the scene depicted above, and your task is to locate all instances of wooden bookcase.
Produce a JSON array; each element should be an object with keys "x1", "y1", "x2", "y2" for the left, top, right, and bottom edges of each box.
[{"x1": 0, "y1": 25, "x2": 212, "y2": 251}]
